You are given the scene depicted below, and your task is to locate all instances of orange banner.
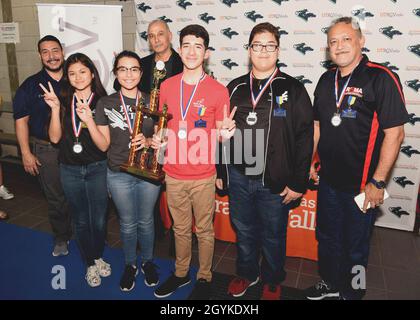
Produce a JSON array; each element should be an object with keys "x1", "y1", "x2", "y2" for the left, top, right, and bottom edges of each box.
[{"x1": 160, "y1": 190, "x2": 319, "y2": 261}]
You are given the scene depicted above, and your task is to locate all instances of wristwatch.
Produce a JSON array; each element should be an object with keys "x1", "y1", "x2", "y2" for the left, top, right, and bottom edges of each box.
[{"x1": 370, "y1": 178, "x2": 386, "y2": 189}]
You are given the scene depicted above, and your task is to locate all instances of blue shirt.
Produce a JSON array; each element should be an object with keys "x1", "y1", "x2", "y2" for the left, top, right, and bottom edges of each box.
[{"x1": 13, "y1": 68, "x2": 62, "y2": 140}]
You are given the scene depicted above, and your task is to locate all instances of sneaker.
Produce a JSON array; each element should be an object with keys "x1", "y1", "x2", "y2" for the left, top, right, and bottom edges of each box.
[
  {"x1": 141, "y1": 261, "x2": 159, "y2": 287},
  {"x1": 191, "y1": 278, "x2": 212, "y2": 300},
  {"x1": 120, "y1": 265, "x2": 138, "y2": 292},
  {"x1": 52, "y1": 241, "x2": 69, "y2": 257},
  {"x1": 0, "y1": 185, "x2": 14, "y2": 200},
  {"x1": 305, "y1": 280, "x2": 340, "y2": 300},
  {"x1": 261, "y1": 284, "x2": 281, "y2": 300},
  {"x1": 85, "y1": 265, "x2": 101, "y2": 287},
  {"x1": 94, "y1": 258, "x2": 111, "y2": 277},
  {"x1": 227, "y1": 276, "x2": 259, "y2": 298},
  {"x1": 154, "y1": 273, "x2": 191, "y2": 298}
]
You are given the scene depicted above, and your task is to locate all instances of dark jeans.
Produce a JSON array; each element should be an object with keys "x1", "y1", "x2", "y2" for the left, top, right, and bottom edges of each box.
[
  {"x1": 316, "y1": 180, "x2": 377, "y2": 300},
  {"x1": 60, "y1": 160, "x2": 108, "y2": 267},
  {"x1": 34, "y1": 142, "x2": 71, "y2": 243},
  {"x1": 228, "y1": 166, "x2": 290, "y2": 285}
]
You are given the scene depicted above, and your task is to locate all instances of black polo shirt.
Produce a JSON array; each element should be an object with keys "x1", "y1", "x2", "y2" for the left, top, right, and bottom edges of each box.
[
  {"x1": 314, "y1": 55, "x2": 408, "y2": 193},
  {"x1": 13, "y1": 68, "x2": 62, "y2": 141}
]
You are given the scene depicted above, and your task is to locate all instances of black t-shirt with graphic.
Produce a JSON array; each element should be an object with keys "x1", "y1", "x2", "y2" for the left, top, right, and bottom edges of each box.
[
  {"x1": 95, "y1": 92, "x2": 152, "y2": 172},
  {"x1": 58, "y1": 95, "x2": 107, "y2": 165}
]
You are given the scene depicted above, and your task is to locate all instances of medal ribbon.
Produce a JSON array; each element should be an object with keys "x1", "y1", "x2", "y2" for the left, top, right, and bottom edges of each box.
[
  {"x1": 180, "y1": 72, "x2": 206, "y2": 121},
  {"x1": 119, "y1": 91, "x2": 139, "y2": 134},
  {"x1": 250, "y1": 68, "x2": 278, "y2": 110},
  {"x1": 72, "y1": 92, "x2": 94, "y2": 139}
]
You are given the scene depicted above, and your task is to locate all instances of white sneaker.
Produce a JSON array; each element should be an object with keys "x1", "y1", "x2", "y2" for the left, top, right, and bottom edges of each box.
[
  {"x1": 0, "y1": 185, "x2": 14, "y2": 200},
  {"x1": 94, "y1": 258, "x2": 111, "y2": 277},
  {"x1": 85, "y1": 265, "x2": 101, "y2": 287}
]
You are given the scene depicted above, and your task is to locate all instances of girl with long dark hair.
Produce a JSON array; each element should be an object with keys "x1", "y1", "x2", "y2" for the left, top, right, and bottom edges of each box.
[{"x1": 41, "y1": 52, "x2": 110, "y2": 287}]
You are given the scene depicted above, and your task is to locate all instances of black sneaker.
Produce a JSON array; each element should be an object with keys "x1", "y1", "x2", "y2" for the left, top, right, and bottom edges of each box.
[
  {"x1": 154, "y1": 273, "x2": 191, "y2": 298},
  {"x1": 305, "y1": 280, "x2": 340, "y2": 300},
  {"x1": 190, "y1": 278, "x2": 212, "y2": 300},
  {"x1": 141, "y1": 261, "x2": 159, "y2": 287},
  {"x1": 120, "y1": 265, "x2": 138, "y2": 292}
]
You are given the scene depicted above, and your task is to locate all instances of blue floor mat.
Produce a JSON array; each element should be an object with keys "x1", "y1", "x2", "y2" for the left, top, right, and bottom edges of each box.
[{"x1": 0, "y1": 223, "x2": 196, "y2": 300}]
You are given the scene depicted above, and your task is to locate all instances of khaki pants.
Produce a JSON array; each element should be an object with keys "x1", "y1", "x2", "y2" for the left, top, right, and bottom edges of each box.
[{"x1": 165, "y1": 174, "x2": 216, "y2": 281}]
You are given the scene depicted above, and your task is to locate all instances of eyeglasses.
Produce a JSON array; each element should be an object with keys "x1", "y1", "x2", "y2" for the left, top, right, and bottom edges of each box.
[
  {"x1": 116, "y1": 66, "x2": 141, "y2": 73},
  {"x1": 248, "y1": 43, "x2": 279, "y2": 52}
]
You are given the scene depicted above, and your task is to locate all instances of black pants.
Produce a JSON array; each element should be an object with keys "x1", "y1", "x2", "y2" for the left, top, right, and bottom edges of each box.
[{"x1": 34, "y1": 142, "x2": 71, "y2": 243}]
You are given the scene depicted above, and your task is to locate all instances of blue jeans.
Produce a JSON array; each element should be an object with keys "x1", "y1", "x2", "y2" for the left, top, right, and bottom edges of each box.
[
  {"x1": 107, "y1": 169, "x2": 161, "y2": 266},
  {"x1": 60, "y1": 160, "x2": 108, "y2": 267},
  {"x1": 316, "y1": 180, "x2": 377, "y2": 300},
  {"x1": 228, "y1": 166, "x2": 290, "y2": 285}
]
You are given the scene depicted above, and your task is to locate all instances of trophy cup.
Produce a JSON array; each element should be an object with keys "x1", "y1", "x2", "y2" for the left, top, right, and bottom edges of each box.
[{"x1": 120, "y1": 61, "x2": 172, "y2": 181}]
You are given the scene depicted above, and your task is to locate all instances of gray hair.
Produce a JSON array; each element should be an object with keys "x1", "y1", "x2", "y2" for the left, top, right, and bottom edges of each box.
[{"x1": 328, "y1": 16, "x2": 362, "y2": 37}]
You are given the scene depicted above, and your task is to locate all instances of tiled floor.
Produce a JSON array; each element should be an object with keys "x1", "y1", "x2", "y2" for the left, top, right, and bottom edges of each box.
[{"x1": 1, "y1": 162, "x2": 420, "y2": 300}]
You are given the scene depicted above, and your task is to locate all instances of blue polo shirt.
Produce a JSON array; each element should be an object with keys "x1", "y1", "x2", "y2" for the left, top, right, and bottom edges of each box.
[{"x1": 13, "y1": 68, "x2": 63, "y2": 141}]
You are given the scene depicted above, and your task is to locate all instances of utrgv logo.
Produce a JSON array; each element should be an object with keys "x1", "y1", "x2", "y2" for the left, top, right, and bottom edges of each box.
[
  {"x1": 277, "y1": 62, "x2": 288, "y2": 68},
  {"x1": 220, "y1": 0, "x2": 238, "y2": 7},
  {"x1": 139, "y1": 31, "x2": 148, "y2": 42},
  {"x1": 245, "y1": 11, "x2": 264, "y2": 22},
  {"x1": 379, "y1": 61, "x2": 399, "y2": 71},
  {"x1": 294, "y1": 43, "x2": 314, "y2": 55},
  {"x1": 294, "y1": 75, "x2": 312, "y2": 85},
  {"x1": 136, "y1": 2, "x2": 152, "y2": 13},
  {"x1": 413, "y1": 8, "x2": 420, "y2": 17},
  {"x1": 198, "y1": 13, "x2": 216, "y2": 24},
  {"x1": 362, "y1": 47, "x2": 370, "y2": 52},
  {"x1": 351, "y1": 8, "x2": 374, "y2": 19},
  {"x1": 379, "y1": 26, "x2": 403, "y2": 39},
  {"x1": 221, "y1": 27, "x2": 239, "y2": 39},
  {"x1": 320, "y1": 60, "x2": 336, "y2": 69},
  {"x1": 400, "y1": 145, "x2": 420, "y2": 157},
  {"x1": 277, "y1": 27, "x2": 288, "y2": 37},
  {"x1": 295, "y1": 9, "x2": 316, "y2": 22},
  {"x1": 158, "y1": 16, "x2": 173, "y2": 23},
  {"x1": 177, "y1": 0, "x2": 192, "y2": 10},
  {"x1": 407, "y1": 113, "x2": 420, "y2": 125},
  {"x1": 407, "y1": 44, "x2": 420, "y2": 57},
  {"x1": 272, "y1": 0, "x2": 289, "y2": 5},
  {"x1": 405, "y1": 79, "x2": 420, "y2": 92},
  {"x1": 221, "y1": 59, "x2": 238, "y2": 69}
]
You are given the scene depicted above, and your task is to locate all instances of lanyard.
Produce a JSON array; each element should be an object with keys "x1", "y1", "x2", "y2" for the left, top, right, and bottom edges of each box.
[
  {"x1": 119, "y1": 91, "x2": 139, "y2": 134},
  {"x1": 250, "y1": 68, "x2": 278, "y2": 110},
  {"x1": 71, "y1": 92, "x2": 94, "y2": 139},
  {"x1": 179, "y1": 73, "x2": 206, "y2": 121}
]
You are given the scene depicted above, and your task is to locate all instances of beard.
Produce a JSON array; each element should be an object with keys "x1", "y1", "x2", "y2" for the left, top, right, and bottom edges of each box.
[{"x1": 42, "y1": 59, "x2": 64, "y2": 73}]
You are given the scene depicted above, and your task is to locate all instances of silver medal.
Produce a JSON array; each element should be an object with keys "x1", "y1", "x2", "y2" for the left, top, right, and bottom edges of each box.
[
  {"x1": 246, "y1": 111, "x2": 258, "y2": 126},
  {"x1": 73, "y1": 142, "x2": 83, "y2": 154},
  {"x1": 331, "y1": 113, "x2": 342, "y2": 127},
  {"x1": 178, "y1": 128, "x2": 187, "y2": 140}
]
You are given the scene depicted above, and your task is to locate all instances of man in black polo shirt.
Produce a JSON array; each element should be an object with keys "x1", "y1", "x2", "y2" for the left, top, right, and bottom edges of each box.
[
  {"x1": 113, "y1": 19, "x2": 183, "y2": 93},
  {"x1": 13, "y1": 35, "x2": 71, "y2": 256},
  {"x1": 305, "y1": 17, "x2": 408, "y2": 300}
]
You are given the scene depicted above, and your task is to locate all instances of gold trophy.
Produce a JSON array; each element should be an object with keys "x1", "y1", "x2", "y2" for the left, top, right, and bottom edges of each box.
[{"x1": 120, "y1": 61, "x2": 172, "y2": 181}]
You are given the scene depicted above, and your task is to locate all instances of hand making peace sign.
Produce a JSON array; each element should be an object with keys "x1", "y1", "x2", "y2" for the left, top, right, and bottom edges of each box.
[
  {"x1": 74, "y1": 93, "x2": 93, "y2": 124},
  {"x1": 39, "y1": 81, "x2": 60, "y2": 110},
  {"x1": 219, "y1": 104, "x2": 237, "y2": 140}
]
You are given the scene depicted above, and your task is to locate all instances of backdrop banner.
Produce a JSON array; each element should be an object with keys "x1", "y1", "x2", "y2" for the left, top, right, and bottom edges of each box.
[
  {"x1": 137, "y1": 1, "x2": 420, "y2": 260},
  {"x1": 37, "y1": 3, "x2": 123, "y2": 93}
]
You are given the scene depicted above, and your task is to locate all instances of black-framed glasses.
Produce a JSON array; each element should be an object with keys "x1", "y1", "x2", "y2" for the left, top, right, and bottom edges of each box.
[{"x1": 247, "y1": 43, "x2": 279, "y2": 52}]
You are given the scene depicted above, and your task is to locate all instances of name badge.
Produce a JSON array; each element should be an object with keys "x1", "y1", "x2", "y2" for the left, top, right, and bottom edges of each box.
[
  {"x1": 273, "y1": 108, "x2": 287, "y2": 117},
  {"x1": 194, "y1": 119, "x2": 207, "y2": 128},
  {"x1": 341, "y1": 108, "x2": 357, "y2": 119}
]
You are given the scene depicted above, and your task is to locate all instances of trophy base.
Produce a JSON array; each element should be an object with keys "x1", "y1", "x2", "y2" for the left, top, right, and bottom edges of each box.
[{"x1": 120, "y1": 164, "x2": 165, "y2": 182}]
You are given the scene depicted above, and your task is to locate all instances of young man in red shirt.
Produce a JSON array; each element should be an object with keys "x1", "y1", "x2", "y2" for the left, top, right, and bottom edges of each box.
[{"x1": 152, "y1": 24, "x2": 234, "y2": 299}]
